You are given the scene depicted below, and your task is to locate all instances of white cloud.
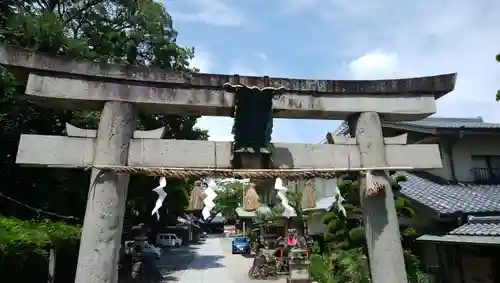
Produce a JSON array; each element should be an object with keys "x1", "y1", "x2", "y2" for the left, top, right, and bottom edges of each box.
[
  {"x1": 172, "y1": 0, "x2": 245, "y2": 27},
  {"x1": 227, "y1": 58, "x2": 274, "y2": 77},
  {"x1": 292, "y1": 0, "x2": 500, "y2": 121},
  {"x1": 189, "y1": 48, "x2": 212, "y2": 73},
  {"x1": 348, "y1": 50, "x2": 399, "y2": 79},
  {"x1": 196, "y1": 116, "x2": 234, "y2": 141},
  {"x1": 257, "y1": 53, "x2": 268, "y2": 62},
  {"x1": 183, "y1": 0, "x2": 500, "y2": 143}
]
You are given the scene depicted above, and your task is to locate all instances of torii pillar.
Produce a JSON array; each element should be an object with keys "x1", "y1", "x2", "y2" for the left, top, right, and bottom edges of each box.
[
  {"x1": 75, "y1": 102, "x2": 136, "y2": 283},
  {"x1": 348, "y1": 112, "x2": 408, "y2": 283},
  {"x1": 63, "y1": 122, "x2": 167, "y2": 283}
]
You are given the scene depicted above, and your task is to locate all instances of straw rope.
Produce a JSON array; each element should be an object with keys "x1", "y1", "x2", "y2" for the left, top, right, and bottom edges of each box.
[
  {"x1": 243, "y1": 183, "x2": 260, "y2": 211},
  {"x1": 301, "y1": 179, "x2": 317, "y2": 210},
  {"x1": 187, "y1": 180, "x2": 205, "y2": 211},
  {"x1": 361, "y1": 171, "x2": 387, "y2": 196},
  {"x1": 90, "y1": 165, "x2": 410, "y2": 180}
]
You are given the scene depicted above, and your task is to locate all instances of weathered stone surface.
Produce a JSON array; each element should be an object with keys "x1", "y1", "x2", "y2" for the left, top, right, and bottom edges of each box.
[
  {"x1": 65, "y1": 123, "x2": 165, "y2": 139},
  {"x1": 326, "y1": 133, "x2": 408, "y2": 145},
  {"x1": 348, "y1": 112, "x2": 408, "y2": 283},
  {"x1": 16, "y1": 135, "x2": 443, "y2": 170},
  {"x1": 74, "y1": 101, "x2": 136, "y2": 283},
  {"x1": 0, "y1": 44, "x2": 456, "y2": 95},
  {"x1": 26, "y1": 74, "x2": 440, "y2": 120}
]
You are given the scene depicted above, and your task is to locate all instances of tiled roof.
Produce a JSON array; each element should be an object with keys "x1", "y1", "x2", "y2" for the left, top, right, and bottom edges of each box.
[
  {"x1": 449, "y1": 216, "x2": 500, "y2": 236},
  {"x1": 333, "y1": 117, "x2": 500, "y2": 136},
  {"x1": 393, "y1": 117, "x2": 500, "y2": 129},
  {"x1": 398, "y1": 172, "x2": 500, "y2": 216}
]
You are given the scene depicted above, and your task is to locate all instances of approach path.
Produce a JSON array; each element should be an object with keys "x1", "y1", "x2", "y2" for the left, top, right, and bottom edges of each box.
[{"x1": 158, "y1": 237, "x2": 285, "y2": 283}]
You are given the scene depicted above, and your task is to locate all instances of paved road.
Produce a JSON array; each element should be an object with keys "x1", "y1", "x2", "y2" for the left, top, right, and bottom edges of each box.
[
  {"x1": 155, "y1": 243, "x2": 199, "y2": 282},
  {"x1": 157, "y1": 237, "x2": 285, "y2": 283}
]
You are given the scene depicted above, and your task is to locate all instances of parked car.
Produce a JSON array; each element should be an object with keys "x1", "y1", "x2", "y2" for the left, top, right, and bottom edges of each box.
[
  {"x1": 156, "y1": 233, "x2": 183, "y2": 248},
  {"x1": 124, "y1": 240, "x2": 162, "y2": 259},
  {"x1": 231, "y1": 236, "x2": 250, "y2": 254}
]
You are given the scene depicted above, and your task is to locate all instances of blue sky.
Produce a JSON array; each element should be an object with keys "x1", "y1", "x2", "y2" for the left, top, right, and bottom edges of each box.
[{"x1": 165, "y1": 0, "x2": 500, "y2": 143}]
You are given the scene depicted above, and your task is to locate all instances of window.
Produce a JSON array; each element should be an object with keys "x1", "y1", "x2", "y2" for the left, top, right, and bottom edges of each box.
[{"x1": 471, "y1": 155, "x2": 500, "y2": 183}]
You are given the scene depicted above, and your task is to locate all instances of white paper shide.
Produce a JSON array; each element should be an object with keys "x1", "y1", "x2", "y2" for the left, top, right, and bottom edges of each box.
[
  {"x1": 151, "y1": 177, "x2": 167, "y2": 220},
  {"x1": 274, "y1": 178, "x2": 296, "y2": 218}
]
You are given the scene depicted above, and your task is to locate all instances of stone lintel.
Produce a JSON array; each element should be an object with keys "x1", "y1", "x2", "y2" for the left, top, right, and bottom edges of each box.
[
  {"x1": 65, "y1": 123, "x2": 165, "y2": 139},
  {"x1": 26, "y1": 74, "x2": 439, "y2": 121},
  {"x1": 325, "y1": 133, "x2": 408, "y2": 145},
  {"x1": 1, "y1": 44, "x2": 456, "y2": 96},
  {"x1": 16, "y1": 135, "x2": 443, "y2": 169}
]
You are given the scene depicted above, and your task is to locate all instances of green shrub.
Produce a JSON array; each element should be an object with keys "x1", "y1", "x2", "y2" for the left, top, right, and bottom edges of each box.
[
  {"x1": 310, "y1": 175, "x2": 433, "y2": 283},
  {"x1": 0, "y1": 216, "x2": 81, "y2": 257}
]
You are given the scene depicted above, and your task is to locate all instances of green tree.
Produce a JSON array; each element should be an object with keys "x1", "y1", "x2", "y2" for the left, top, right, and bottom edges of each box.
[
  {"x1": 0, "y1": 0, "x2": 207, "y2": 249},
  {"x1": 309, "y1": 174, "x2": 432, "y2": 283},
  {"x1": 251, "y1": 184, "x2": 306, "y2": 235},
  {"x1": 214, "y1": 182, "x2": 245, "y2": 220}
]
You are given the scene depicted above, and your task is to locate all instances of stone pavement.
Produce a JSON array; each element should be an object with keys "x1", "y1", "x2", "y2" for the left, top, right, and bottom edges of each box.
[
  {"x1": 155, "y1": 244, "x2": 199, "y2": 282},
  {"x1": 159, "y1": 237, "x2": 285, "y2": 283}
]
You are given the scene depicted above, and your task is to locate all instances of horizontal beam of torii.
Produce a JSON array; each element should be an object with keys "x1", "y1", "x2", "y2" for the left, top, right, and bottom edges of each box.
[
  {"x1": 1, "y1": 43, "x2": 456, "y2": 121},
  {"x1": 17, "y1": 126, "x2": 442, "y2": 170}
]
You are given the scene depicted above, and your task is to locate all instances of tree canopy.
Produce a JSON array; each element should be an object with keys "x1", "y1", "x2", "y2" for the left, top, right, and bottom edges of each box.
[
  {"x1": 0, "y1": 0, "x2": 207, "y2": 249},
  {"x1": 214, "y1": 182, "x2": 245, "y2": 220}
]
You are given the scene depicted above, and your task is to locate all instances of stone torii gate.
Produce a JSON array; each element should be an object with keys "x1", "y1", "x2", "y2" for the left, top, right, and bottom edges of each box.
[{"x1": 1, "y1": 44, "x2": 456, "y2": 283}]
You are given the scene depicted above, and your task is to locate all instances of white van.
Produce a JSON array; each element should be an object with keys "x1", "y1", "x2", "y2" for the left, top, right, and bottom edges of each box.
[{"x1": 156, "y1": 233, "x2": 183, "y2": 248}]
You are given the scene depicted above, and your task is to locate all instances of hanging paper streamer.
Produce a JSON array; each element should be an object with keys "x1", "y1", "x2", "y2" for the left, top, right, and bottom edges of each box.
[
  {"x1": 274, "y1": 178, "x2": 295, "y2": 218},
  {"x1": 202, "y1": 179, "x2": 218, "y2": 220},
  {"x1": 151, "y1": 177, "x2": 167, "y2": 220},
  {"x1": 332, "y1": 184, "x2": 347, "y2": 217}
]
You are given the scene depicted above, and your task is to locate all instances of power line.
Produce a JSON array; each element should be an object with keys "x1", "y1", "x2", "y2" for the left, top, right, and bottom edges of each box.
[{"x1": 0, "y1": 192, "x2": 81, "y2": 221}]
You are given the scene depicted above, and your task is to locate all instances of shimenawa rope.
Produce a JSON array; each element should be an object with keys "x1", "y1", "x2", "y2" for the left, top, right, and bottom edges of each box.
[{"x1": 89, "y1": 165, "x2": 411, "y2": 180}]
